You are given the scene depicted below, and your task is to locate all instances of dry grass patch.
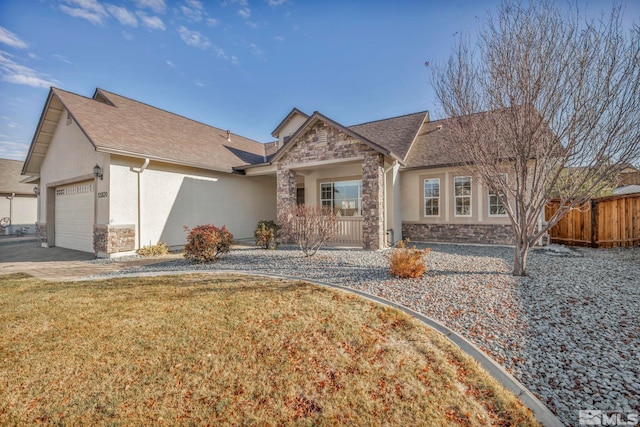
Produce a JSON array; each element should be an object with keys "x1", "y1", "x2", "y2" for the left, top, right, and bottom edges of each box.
[{"x1": 0, "y1": 272, "x2": 540, "y2": 426}]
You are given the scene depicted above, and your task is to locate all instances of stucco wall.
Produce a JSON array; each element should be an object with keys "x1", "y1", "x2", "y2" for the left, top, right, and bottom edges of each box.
[
  {"x1": 400, "y1": 167, "x2": 512, "y2": 225},
  {"x1": 0, "y1": 196, "x2": 37, "y2": 234},
  {"x1": 38, "y1": 110, "x2": 109, "y2": 246},
  {"x1": 277, "y1": 114, "x2": 308, "y2": 146},
  {"x1": 109, "y1": 156, "x2": 276, "y2": 249}
]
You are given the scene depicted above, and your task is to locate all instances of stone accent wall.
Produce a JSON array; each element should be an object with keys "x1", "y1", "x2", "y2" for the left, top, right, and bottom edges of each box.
[
  {"x1": 276, "y1": 166, "x2": 297, "y2": 215},
  {"x1": 94, "y1": 224, "x2": 135, "y2": 255},
  {"x1": 402, "y1": 222, "x2": 515, "y2": 245},
  {"x1": 276, "y1": 121, "x2": 386, "y2": 250},
  {"x1": 361, "y1": 152, "x2": 385, "y2": 249},
  {"x1": 36, "y1": 222, "x2": 47, "y2": 244}
]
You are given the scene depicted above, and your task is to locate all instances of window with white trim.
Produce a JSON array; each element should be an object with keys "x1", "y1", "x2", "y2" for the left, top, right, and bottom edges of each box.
[
  {"x1": 454, "y1": 176, "x2": 472, "y2": 217},
  {"x1": 423, "y1": 178, "x2": 440, "y2": 216},
  {"x1": 488, "y1": 175, "x2": 508, "y2": 216},
  {"x1": 320, "y1": 180, "x2": 362, "y2": 216}
]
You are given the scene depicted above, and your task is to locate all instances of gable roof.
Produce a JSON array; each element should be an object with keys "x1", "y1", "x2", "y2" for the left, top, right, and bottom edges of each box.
[
  {"x1": 348, "y1": 111, "x2": 428, "y2": 161},
  {"x1": 271, "y1": 108, "x2": 309, "y2": 138},
  {"x1": 0, "y1": 159, "x2": 36, "y2": 195},
  {"x1": 23, "y1": 87, "x2": 268, "y2": 175},
  {"x1": 613, "y1": 185, "x2": 640, "y2": 195},
  {"x1": 269, "y1": 111, "x2": 406, "y2": 165}
]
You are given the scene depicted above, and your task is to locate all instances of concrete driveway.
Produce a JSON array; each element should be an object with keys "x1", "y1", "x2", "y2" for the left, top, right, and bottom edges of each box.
[{"x1": 0, "y1": 236, "x2": 180, "y2": 281}]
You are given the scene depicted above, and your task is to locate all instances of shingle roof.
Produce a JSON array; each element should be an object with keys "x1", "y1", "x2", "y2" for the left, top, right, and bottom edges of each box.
[
  {"x1": 348, "y1": 111, "x2": 428, "y2": 161},
  {"x1": 403, "y1": 118, "x2": 458, "y2": 168},
  {"x1": 48, "y1": 88, "x2": 268, "y2": 173},
  {"x1": 0, "y1": 159, "x2": 36, "y2": 195}
]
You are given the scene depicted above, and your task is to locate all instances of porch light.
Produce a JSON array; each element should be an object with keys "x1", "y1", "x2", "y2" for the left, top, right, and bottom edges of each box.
[
  {"x1": 33, "y1": 185, "x2": 39, "y2": 196},
  {"x1": 93, "y1": 164, "x2": 103, "y2": 180}
]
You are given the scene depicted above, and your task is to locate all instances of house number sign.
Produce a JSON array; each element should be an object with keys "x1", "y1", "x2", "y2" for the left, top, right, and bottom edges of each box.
[{"x1": 98, "y1": 191, "x2": 108, "y2": 198}]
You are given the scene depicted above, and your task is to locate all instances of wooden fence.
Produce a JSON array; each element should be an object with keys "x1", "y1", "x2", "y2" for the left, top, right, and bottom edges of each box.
[{"x1": 545, "y1": 193, "x2": 640, "y2": 248}]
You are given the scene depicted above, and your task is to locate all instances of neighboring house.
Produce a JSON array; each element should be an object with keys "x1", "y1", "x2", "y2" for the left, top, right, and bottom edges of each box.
[
  {"x1": 22, "y1": 87, "x2": 514, "y2": 257},
  {"x1": 0, "y1": 158, "x2": 38, "y2": 235},
  {"x1": 613, "y1": 185, "x2": 640, "y2": 196},
  {"x1": 618, "y1": 164, "x2": 640, "y2": 187}
]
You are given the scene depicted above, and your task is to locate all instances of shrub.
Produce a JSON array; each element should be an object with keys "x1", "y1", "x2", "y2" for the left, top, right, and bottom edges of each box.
[
  {"x1": 254, "y1": 220, "x2": 280, "y2": 249},
  {"x1": 277, "y1": 205, "x2": 338, "y2": 257},
  {"x1": 388, "y1": 239, "x2": 431, "y2": 279},
  {"x1": 137, "y1": 242, "x2": 169, "y2": 257},
  {"x1": 184, "y1": 224, "x2": 233, "y2": 263}
]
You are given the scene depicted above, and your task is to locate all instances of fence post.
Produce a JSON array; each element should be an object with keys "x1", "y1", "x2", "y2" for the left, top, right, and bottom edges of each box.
[{"x1": 590, "y1": 199, "x2": 597, "y2": 248}]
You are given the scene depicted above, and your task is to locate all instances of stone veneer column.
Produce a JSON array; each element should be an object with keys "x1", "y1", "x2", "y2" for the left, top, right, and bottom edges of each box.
[
  {"x1": 276, "y1": 166, "x2": 297, "y2": 218},
  {"x1": 361, "y1": 152, "x2": 385, "y2": 249}
]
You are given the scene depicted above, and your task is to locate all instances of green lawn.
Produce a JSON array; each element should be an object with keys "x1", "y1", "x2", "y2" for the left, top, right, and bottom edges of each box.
[{"x1": 0, "y1": 273, "x2": 540, "y2": 426}]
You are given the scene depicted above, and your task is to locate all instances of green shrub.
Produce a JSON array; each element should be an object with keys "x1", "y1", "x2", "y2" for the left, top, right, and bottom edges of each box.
[
  {"x1": 184, "y1": 225, "x2": 233, "y2": 263},
  {"x1": 254, "y1": 220, "x2": 280, "y2": 249},
  {"x1": 388, "y1": 239, "x2": 431, "y2": 279},
  {"x1": 137, "y1": 242, "x2": 169, "y2": 257}
]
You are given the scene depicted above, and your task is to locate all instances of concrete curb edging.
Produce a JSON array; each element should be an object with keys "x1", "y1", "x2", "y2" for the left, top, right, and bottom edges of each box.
[{"x1": 80, "y1": 269, "x2": 564, "y2": 427}]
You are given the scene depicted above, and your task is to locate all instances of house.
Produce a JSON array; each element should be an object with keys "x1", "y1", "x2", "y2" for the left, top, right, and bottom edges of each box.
[
  {"x1": 0, "y1": 158, "x2": 38, "y2": 236},
  {"x1": 22, "y1": 87, "x2": 515, "y2": 257}
]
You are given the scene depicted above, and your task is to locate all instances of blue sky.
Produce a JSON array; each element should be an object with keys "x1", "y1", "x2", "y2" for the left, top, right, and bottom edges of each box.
[{"x1": 0, "y1": 0, "x2": 637, "y2": 161}]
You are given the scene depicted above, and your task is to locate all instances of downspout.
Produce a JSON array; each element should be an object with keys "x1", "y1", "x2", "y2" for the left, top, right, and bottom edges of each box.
[
  {"x1": 131, "y1": 159, "x2": 150, "y2": 250},
  {"x1": 383, "y1": 160, "x2": 398, "y2": 248}
]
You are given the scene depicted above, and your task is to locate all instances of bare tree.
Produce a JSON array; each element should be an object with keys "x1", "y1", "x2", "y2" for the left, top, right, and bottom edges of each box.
[
  {"x1": 431, "y1": 0, "x2": 640, "y2": 276},
  {"x1": 277, "y1": 205, "x2": 338, "y2": 257}
]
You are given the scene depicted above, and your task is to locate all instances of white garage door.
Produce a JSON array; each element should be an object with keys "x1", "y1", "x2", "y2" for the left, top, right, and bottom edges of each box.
[{"x1": 55, "y1": 181, "x2": 94, "y2": 252}]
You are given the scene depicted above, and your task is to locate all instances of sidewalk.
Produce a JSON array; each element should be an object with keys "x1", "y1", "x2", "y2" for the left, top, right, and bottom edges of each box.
[{"x1": 0, "y1": 239, "x2": 181, "y2": 281}]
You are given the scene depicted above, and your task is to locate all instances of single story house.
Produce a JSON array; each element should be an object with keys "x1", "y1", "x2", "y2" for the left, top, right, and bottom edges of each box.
[
  {"x1": 0, "y1": 158, "x2": 38, "y2": 235},
  {"x1": 22, "y1": 87, "x2": 515, "y2": 257}
]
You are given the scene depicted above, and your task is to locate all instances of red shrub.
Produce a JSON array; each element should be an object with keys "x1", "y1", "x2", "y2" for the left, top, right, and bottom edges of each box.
[{"x1": 184, "y1": 224, "x2": 233, "y2": 263}]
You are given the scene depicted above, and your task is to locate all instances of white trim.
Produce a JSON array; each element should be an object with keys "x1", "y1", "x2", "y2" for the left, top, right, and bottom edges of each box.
[
  {"x1": 423, "y1": 177, "x2": 440, "y2": 217},
  {"x1": 487, "y1": 174, "x2": 508, "y2": 217},
  {"x1": 453, "y1": 176, "x2": 472, "y2": 217}
]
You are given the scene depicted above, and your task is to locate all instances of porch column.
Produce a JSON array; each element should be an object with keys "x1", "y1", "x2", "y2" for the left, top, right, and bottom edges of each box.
[
  {"x1": 277, "y1": 165, "x2": 297, "y2": 217},
  {"x1": 362, "y1": 152, "x2": 385, "y2": 250}
]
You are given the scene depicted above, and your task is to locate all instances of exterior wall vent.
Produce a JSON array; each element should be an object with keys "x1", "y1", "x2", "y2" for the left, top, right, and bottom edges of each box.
[{"x1": 66, "y1": 112, "x2": 72, "y2": 126}]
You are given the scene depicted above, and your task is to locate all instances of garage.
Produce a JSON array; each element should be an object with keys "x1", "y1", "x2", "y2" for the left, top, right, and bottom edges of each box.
[{"x1": 55, "y1": 181, "x2": 95, "y2": 252}]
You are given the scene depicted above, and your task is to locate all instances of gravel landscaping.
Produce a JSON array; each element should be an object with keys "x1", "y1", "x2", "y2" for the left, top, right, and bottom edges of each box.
[{"x1": 94, "y1": 243, "x2": 640, "y2": 425}]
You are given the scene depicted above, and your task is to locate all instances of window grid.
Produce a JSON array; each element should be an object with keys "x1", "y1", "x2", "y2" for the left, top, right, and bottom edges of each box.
[
  {"x1": 454, "y1": 176, "x2": 472, "y2": 217},
  {"x1": 488, "y1": 175, "x2": 508, "y2": 216},
  {"x1": 320, "y1": 180, "x2": 362, "y2": 217},
  {"x1": 423, "y1": 178, "x2": 440, "y2": 217}
]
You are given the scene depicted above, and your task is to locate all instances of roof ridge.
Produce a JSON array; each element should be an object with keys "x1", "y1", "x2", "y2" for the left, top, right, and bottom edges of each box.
[
  {"x1": 348, "y1": 110, "x2": 429, "y2": 128},
  {"x1": 95, "y1": 88, "x2": 264, "y2": 145}
]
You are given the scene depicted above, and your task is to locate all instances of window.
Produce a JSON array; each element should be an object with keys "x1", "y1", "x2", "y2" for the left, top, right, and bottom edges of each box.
[
  {"x1": 320, "y1": 180, "x2": 362, "y2": 216},
  {"x1": 423, "y1": 178, "x2": 440, "y2": 216},
  {"x1": 454, "y1": 176, "x2": 472, "y2": 217},
  {"x1": 488, "y1": 175, "x2": 508, "y2": 216}
]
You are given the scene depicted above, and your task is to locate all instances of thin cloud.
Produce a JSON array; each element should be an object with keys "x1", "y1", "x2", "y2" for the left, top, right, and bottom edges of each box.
[
  {"x1": 273, "y1": 35, "x2": 285, "y2": 42},
  {"x1": 206, "y1": 18, "x2": 219, "y2": 26},
  {"x1": 237, "y1": 7, "x2": 250, "y2": 19},
  {"x1": 52, "y1": 54, "x2": 72, "y2": 64},
  {"x1": 136, "y1": 12, "x2": 166, "y2": 30},
  {"x1": 0, "y1": 27, "x2": 28, "y2": 49},
  {"x1": 267, "y1": 0, "x2": 288, "y2": 5},
  {"x1": 122, "y1": 30, "x2": 134, "y2": 40},
  {"x1": 59, "y1": 4, "x2": 106, "y2": 25},
  {"x1": 166, "y1": 59, "x2": 175, "y2": 67},
  {"x1": 0, "y1": 51, "x2": 57, "y2": 88},
  {"x1": 106, "y1": 4, "x2": 138, "y2": 26},
  {"x1": 177, "y1": 26, "x2": 210, "y2": 49},
  {"x1": 249, "y1": 43, "x2": 265, "y2": 60},
  {"x1": 180, "y1": 5, "x2": 202, "y2": 21},
  {"x1": 246, "y1": 21, "x2": 259, "y2": 29},
  {"x1": 185, "y1": 0, "x2": 203, "y2": 9},
  {"x1": 0, "y1": 140, "x2": 29, "y2": 161},
  {"x1": 193, "y1": 79, "x2": 205, "y2": 87},
  {"x1": 133, "y1": 0, "x2": 166, "y2": 14}
]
